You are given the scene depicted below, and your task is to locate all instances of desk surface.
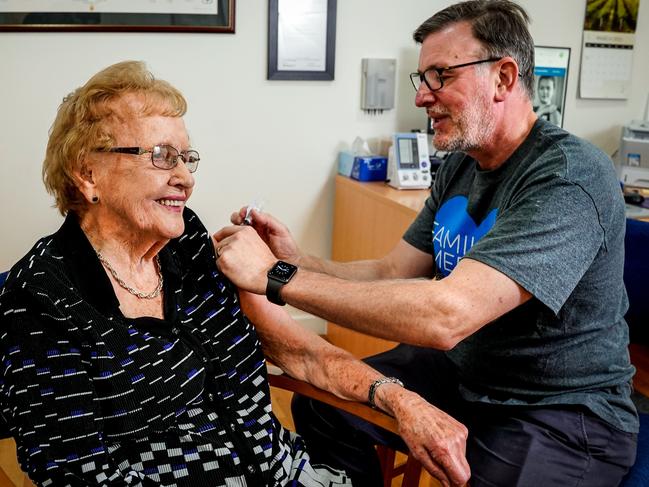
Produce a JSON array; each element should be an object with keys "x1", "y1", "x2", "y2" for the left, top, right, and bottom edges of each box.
[
  {"x1": 335, "y1": 175, "x2": 430, "y2": 215},
  {"x1": 340, "y1": 175, "x2": 649, "y2": 222},
  {"x1": 624, "y1": 186, "x2": 649, "y2": 222},
  {"x1": 626, "y1": 204, "x2": 649, "y2": 221}
]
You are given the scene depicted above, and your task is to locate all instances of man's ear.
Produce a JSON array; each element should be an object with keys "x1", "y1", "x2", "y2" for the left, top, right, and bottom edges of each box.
[{"x1": 494, "y1": 57, "x2": 519, "y2": 102}]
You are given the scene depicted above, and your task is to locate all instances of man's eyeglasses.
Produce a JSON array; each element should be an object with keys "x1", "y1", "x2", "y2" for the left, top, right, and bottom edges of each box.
[
  {"x1": 96, "y1": 144, "x2": 200, "y2": 173},
  {"x1": 409, "y1": 57, "x2": 501, "y2": 92}
]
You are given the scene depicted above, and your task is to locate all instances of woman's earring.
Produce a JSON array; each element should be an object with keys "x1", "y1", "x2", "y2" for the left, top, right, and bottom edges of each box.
[{"x1": 91, "y1": 196, "x2": 99, "y2": 203}]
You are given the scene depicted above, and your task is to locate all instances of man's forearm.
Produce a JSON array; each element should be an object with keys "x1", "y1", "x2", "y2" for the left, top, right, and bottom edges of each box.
[
  {"x1": 297, "y1": 239, "x2": 434, "y2": 281},
  {"x1": 215, "y1": 227, "x2": 523, "y2": 350},
  {"x1": 281, "y1": 269, "x2": 462, "y2": 350},
  {"x1": 298, "y1": 254, "x2": 388, "y2": 281},
  {"x1": 278, "y1": 258, "x2": 530, "y2": 352}
]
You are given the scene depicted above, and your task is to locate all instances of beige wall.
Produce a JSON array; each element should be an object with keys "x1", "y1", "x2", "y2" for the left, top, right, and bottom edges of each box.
[{"x1": 1, "y1": 0, "x2": 648, "y2": 331}]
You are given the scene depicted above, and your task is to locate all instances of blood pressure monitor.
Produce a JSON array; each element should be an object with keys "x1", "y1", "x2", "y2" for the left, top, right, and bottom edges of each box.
[{"x1": 387, "y1": 132, "x2": 431, "y2": 190}]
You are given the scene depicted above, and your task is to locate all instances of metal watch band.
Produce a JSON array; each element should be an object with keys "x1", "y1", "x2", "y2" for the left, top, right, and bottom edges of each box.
[
  {"x1": 266, "y1": 276, "x2": 286, "y2": 306},
  {"x1": 368, "y1": 377, "x2": 404, "y2": 408}
]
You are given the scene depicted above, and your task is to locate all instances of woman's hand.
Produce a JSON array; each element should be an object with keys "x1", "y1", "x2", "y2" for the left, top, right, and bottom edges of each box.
[{"x1": 376, "y1": 385, "x2": 471, "y2": 487}]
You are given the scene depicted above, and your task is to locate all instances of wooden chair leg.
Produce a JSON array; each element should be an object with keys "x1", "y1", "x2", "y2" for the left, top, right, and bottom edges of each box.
[
  {"x1": 401, "y1": 455, "x2": 423, "y2": 487},
  {"x1": 377, "y1": 444, "x2": 423, "y2": 487},
  {"x1": 376, "y1": 444, "x2": 397, "y2": 487}
]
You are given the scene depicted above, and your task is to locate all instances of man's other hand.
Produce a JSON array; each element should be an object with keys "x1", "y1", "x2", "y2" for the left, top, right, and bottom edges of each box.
[
  {"x1": 231, "y1": 207, "x2": 303, "y2": 264},
  {"x1": 212, "y1": 225, "x2": 276, "y2": 295}
]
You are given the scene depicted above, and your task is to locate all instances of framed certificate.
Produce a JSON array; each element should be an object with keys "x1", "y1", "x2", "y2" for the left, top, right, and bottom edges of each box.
[
  {"x1": 0, "y1": 0, "x2": 235, "y2": 33},
  {"x1": 267, "y1": 0, "x2": 337, "y2": 81}
]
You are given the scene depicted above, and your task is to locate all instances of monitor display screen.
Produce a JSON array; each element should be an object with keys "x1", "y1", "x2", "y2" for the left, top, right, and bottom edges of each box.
[{"x1": 397, "y1": 137, "x2": 419, "y2": 169}]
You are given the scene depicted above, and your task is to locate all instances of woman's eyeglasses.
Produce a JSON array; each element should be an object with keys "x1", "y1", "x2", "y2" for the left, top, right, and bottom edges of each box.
[{"x1": 95, "y1": 144, "x2": 200, "y2": 173}]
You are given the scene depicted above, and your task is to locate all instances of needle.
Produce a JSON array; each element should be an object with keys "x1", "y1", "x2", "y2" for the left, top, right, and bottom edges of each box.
[{"x1": 243, "y1": 199, "x2": 265, "y2": 226}]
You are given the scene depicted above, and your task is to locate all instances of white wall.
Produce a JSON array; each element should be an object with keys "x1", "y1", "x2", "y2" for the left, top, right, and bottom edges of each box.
[{"x1": 1, "y1": 0, "x2": 648, "y2": 330}]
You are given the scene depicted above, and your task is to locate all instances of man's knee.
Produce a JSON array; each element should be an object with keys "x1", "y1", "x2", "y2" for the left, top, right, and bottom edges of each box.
[{"x1": 466, "y1": 407, "x2": 637, "y2": 487}]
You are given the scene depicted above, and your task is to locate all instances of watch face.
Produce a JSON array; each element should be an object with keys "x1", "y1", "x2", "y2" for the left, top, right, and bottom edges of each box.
[{"x1": 269, "y1": 261, "x2": 297, "y2": 283}]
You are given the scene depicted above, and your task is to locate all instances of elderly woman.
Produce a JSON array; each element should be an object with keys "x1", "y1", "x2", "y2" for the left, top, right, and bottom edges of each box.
[{"x1": 0, "y1": 61, "x2": 465, "y2": 487}]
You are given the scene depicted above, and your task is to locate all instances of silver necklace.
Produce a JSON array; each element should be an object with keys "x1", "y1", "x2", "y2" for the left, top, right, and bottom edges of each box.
[{"x1": 96, "y1": 251, "x2": 163, "y2": 299}]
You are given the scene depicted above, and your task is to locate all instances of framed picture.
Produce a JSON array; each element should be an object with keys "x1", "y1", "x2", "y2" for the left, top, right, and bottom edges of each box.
[
  {"x1": 0, "y1": 0, "x2": 235, "y2": 33},
  {"x1": 267, "y1": 0, "x2": 337, "y2": 81},
  {"x1": 533, "y1": 46, "x2": 571, "y2": 128}
]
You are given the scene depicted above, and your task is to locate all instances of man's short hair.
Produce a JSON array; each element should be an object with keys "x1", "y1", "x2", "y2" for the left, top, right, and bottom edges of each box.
[
  {"x1": 413, "y1": 0, "x2": 535, "y2": 100},
  {"x1": 43, "y1": 61, "x2": 187, "y2": 215}
]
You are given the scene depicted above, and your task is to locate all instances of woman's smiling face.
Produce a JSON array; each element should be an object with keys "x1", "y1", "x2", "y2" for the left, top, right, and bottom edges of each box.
[{"x1": 86, "y1": 94, "x2": 196, "y2": 242}]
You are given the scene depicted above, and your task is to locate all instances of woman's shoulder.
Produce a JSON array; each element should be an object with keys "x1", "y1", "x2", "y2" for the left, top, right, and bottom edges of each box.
[
  {"x1": 2, "y1": 232, "x2": 68, "y2": 295},
  {"x1": 173, "y1": 207, "x2": 212, "y2": 250},
  {"x1": 0, "y1": 234, "x2": 75, "y2": 341},
  {"x1": 167, "y1": 207, "x2": 216, "y2": 267},
  {"x1": 181, "y1": 206, "x2": 208, "y2": 233}
]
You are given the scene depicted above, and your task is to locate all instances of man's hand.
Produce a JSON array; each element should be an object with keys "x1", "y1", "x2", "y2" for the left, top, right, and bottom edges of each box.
[
  {"x1": 376, "y1": 385, "x2": 470, "y2": 487},
  {"x1": 231, "y1": 207, "x2": 303, "y2": 264},
  {"x1": 212, "y1": 225, "x2": 277, "y2": 295}
]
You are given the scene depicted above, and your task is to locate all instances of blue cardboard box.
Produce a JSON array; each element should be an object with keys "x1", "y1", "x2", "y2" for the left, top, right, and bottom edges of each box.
[{"x1": 338, "y1": 151, "x2": 387, "y2": 182}]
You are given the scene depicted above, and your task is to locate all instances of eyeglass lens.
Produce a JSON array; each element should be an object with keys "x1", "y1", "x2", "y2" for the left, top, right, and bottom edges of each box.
[
  {"x1": 152, "y1": 145, "x2": 200, "y2": 173},
  {"x1": 410, "y1": 70, "x2": 441, "y2": 91}
]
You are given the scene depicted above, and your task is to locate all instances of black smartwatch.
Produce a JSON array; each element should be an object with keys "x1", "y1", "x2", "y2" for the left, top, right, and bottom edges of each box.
[{"x1": 266, "y1": 261, "x2": 298, "y2": 306}]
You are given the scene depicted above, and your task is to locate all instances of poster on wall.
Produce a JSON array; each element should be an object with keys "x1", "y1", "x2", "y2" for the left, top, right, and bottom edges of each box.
[
  {"x1": 0, "y1": 0, "x2": 235, "y2": 32},
  {"x1": 533, "y1": 46, "x2": 571, "y2": 128},
  {"x1": 579, "y1": 0, "x2": 640, "y2": 99}
]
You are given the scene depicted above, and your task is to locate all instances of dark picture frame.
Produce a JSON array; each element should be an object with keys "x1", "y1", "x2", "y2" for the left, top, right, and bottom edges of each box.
[
  {"x1": 0, "y1": 0, "x2": 235, "y2": 33},
  {"x1": 267, "y1": 0, "x2": 336, "y2": 80}
]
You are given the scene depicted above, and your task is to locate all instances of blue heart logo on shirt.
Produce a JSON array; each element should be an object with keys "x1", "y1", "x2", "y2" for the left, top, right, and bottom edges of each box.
[{"x1": 433, "y1": 195, "x2": 498, "y2": 276}]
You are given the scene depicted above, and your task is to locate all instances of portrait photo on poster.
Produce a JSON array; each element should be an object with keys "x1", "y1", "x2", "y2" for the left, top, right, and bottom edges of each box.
[{"x1": 533, "y1": 46, "x2": 571, "y2": 128}]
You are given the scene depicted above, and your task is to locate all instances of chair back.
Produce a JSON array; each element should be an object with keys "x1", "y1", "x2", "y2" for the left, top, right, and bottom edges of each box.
[
  {"x1": 622, "y1": 219, "x2": 649, "y2": 484},
  {"x1": 624, "y1": 218, "x2": 649, "y2": 344},
  {"x1": 0, "y1": 271, "x2": 10, "y2": 439}
]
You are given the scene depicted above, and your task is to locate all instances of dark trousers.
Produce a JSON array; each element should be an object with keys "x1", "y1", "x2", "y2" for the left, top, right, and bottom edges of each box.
[{"x1": 292, "y1": 344, "x2": 638, "y2": 487}]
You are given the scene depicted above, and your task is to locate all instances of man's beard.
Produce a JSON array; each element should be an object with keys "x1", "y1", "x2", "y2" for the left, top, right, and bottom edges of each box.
[{"x1": 430, "y1": 92, "x2": 495, "y2": 153}]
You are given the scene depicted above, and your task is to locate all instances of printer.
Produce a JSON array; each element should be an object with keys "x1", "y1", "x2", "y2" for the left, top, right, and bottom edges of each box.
[{"x1": 618, "y1": 119, "x2": 649, "y2": 188}]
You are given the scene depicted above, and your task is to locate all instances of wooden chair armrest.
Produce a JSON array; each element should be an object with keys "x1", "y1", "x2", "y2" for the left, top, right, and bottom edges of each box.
[
  {"x1": 267, "y1": 373, "x2": 400, "y2": 435},
  {"x1": 0, "y1": 466, "x2": 13, "y2": 486},
  {"x1": 267, "y1": 372, "x2": 427, "y2": 486}
]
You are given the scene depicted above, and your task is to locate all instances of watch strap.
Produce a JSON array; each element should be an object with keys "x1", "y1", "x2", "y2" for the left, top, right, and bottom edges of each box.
[{"x1": 266, "y1": 276, "x2": 286, "y2": 306}]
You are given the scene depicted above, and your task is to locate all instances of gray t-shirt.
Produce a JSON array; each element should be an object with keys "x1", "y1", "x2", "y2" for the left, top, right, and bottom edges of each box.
[{"x1": 404, "y1": 119, "x2": 638, "y2": 433}]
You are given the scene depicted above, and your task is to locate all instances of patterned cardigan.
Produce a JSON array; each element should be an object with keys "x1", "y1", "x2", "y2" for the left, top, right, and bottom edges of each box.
[{"x1": 0, "y1": 209, "x2": 349, "y2": 487}]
